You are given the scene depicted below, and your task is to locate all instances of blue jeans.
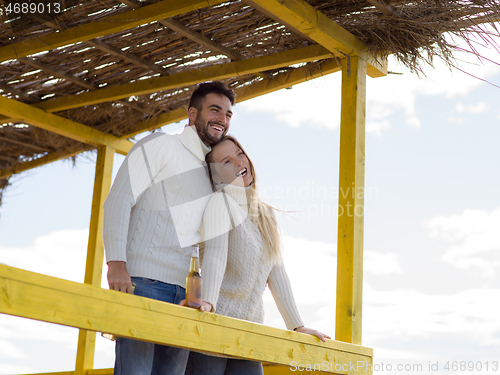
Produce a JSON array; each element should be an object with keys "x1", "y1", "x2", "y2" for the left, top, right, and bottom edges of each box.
[
  {"x1": 185, "y1": 351, "x2": 264, "y2": 375},
  {"x1": 114, "y1": 277, "x2": 189, "y2": 375}
]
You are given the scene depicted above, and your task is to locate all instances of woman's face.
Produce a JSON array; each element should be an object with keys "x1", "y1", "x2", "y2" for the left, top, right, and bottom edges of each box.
[{"x1": 209, "y1": 139, "x2": 254, "y2": 187}]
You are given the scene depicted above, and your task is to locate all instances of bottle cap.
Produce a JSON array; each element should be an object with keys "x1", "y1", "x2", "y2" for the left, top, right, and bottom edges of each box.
[{"x1": 192, "y1": 244, "x2": 200, "y2": 257}]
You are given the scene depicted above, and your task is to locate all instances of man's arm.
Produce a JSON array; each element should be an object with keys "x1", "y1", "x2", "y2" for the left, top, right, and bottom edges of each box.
[{"x1": 107, "y1": 261, "x2": 134, "y2": 294}]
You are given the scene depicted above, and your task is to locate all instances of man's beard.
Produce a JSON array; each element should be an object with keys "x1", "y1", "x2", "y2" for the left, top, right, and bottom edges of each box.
[{"x1": 195, "y1": 116, "x2": 225, "y2": 145}]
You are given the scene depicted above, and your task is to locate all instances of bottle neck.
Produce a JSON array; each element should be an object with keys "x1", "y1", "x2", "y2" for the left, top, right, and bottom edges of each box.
[{"x1": 189, "y1": 256, "x2": 200, "y2": 273}]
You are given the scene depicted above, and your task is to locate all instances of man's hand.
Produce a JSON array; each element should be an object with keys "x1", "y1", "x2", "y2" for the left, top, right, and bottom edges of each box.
[
  {"x1": 107, "y1": 261, "x2": 133, "y2": 294},
  {"x1": 179, "y1": 300, "x2": 213, "y2": 312}
]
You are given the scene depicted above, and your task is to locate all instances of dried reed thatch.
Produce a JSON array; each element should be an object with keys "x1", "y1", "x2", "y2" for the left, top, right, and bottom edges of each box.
[{"x1": 0, "y1": 0, "x2": 499, "y2": 206}]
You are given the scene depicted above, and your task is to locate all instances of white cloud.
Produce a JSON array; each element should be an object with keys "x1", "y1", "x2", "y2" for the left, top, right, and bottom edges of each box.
[
  {"x1": 278, "y1": 236, "x2": 404, "y2": 304},
  {"x1": 425, "y1": 208, "x2": 500, "y2": 278},
  {"x1": 374, "y1": 347, "x2": 425, "y2": 361},
  {"x1": 263, "y1": 236, "x2": 404, "y2": 334},
  {"x1": 448, "y1": 116, "x2": 465, "y2": 124},
  {"x1": 285, "y1": 284, "x2": 500, "y2": 351},
  {"x1": 456, "y1": 102, "x2": 488, "y2": 114},
  {"x1": 240, "y1": 77, "x2": 343, "y2": 131},
  {"x1": 366, "y1": 120, "x2": 391, "y2": 137},
  {"x1": 362, "y1": 286, "x2": 500, "y2": 346},
  {"x1": 364, "y1": 251, "x2": 404, "y2": 275},
  {"x1": 264, "y1": 235, "x2": 500, "y2": 361},
  {"x1": 0, "y1": 363, "x2": 35, "y2": 375},
  {"x1": 0, "y1": 229, "x2": 89, "y2": 283},
  {"x1": 279, "y1": 236, "x2": 337, "y2": 305},
  {"x1": 240, "y1": 34, "x2": 500, "y2": 137}
]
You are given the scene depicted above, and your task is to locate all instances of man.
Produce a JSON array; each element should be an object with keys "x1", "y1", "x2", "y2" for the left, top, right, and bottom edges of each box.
[{"x1": 103, "y1": 81, "x2": 235, "y2": 375}]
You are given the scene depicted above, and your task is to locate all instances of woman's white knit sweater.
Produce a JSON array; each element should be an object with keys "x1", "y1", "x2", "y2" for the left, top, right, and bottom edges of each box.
[{"x1": 201, "y1": 184, "x2": 304, "y2": 330}]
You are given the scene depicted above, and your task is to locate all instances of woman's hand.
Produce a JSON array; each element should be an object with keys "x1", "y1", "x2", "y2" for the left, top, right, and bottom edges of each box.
[
  {"x1": 294, "y1": 326, "x2": 331, "y2": 342},
  {"x1": 179, "y1": 300, "x2": 213, "y2": 312}
]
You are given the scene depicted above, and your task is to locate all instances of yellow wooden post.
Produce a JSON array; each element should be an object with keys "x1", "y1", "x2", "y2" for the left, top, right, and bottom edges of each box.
[
  {"x1": 335, "y1": 55, "x2": 366, "y2": 345},
  {"x1": 75, "y1": 145, "x2": 115, "y2": 375}
]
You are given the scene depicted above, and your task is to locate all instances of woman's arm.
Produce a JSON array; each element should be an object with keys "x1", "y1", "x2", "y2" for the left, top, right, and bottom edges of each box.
[
  {"x1": 268, "y1": 264, "x2": 331, "y2": 342},
  {"x1": 199, "y1": 193, "x2": 233, "y2": 309}
]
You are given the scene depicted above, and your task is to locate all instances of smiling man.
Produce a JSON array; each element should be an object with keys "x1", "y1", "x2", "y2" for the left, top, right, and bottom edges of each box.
[{"x1": 103, "y1": 81, "x2": 235, "y2": 375}]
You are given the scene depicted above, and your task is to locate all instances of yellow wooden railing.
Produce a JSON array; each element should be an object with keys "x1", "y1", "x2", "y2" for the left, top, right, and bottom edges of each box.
[{"x1": 0, "y1": 264, "x2": 372, "y2": 375}]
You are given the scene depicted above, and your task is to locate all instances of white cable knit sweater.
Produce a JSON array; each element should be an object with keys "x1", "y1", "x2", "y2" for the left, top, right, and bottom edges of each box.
[
  {"x1": 103, "y1": 126, "x2": 213, "y2": 288},
  {"x1": 201, "y1": 184, "x2": 304, "y2": 330}
]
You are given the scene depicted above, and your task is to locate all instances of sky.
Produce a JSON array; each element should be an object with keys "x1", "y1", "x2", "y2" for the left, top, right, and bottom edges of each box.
[{"x1": 1, "y1": 35, "x2": 500, "y2": 374}]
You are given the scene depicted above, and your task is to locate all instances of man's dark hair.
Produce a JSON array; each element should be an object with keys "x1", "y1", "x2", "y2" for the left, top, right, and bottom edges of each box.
[{"x1": 188, "y1": 81, "x2": 236, "y2": 110}]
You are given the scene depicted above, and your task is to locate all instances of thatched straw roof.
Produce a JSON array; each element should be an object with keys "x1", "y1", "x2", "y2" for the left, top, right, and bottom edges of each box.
[{"x1": 1, "y1": 0, "x2": 499, "y2": 205}]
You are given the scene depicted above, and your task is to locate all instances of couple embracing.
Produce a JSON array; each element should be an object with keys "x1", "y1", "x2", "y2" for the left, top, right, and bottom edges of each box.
[{"x1": 103, "y1": 81, "x2": 329, "y2": 375}]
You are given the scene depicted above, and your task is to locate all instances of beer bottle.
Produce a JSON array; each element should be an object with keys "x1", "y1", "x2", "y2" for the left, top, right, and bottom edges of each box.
[{"x1": 186, "y1": 244, "x2": 202, "y2": 309}]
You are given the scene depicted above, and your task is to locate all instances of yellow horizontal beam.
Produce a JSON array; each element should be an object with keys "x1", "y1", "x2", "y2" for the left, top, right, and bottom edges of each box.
[
  {"x1": 0, "y1": 264, "x2": 373, "y2": 374},
  {"x1": 125, "y1": 57, "x2": 342, "y2": 135},
  {"x1": 0, "y1": 0, "x2": 226, "y2": 63},
  {"x1": 0, "y1": 95, "x2": 133, "y2": 155},
  {"x1": 0, "y1": 147, "x2": 85, "y2": 180},
  {"x1": 236, "y1": 58, "x2": 342, "y2": 102},
  {"x1": 34, "y1": 44, "x2": 332, "y2": 113},
  {"x1": 244, "y1": 0, "x2": 387, "y2": 77},
  {"x1": 0, "y1": 45, "x2": 332, "y2": 126},
  {"x1": 128, "y1": 107, "x2": 188, "y2": 138}
]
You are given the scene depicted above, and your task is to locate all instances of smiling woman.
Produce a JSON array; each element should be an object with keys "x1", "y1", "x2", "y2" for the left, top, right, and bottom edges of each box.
[
  {"x1": 208, "y1": 137, "x2": 254, "y2": 187},
  {"x1": 185, "y1": 134, "x2": 331, "y2": 375}
]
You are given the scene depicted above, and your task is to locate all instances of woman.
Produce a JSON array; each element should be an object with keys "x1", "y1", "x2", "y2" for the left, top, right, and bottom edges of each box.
[{"x1": 185, "y1": 135, "x2": 330, "y2": 375}]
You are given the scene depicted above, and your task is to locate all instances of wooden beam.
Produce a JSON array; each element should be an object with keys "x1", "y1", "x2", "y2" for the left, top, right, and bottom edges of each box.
[
  {"x1": 0, "y1": 44, "x2": 331, "y2": 125},
  {"x1": 28, "y1": 12, "x2": 67, "y2": 31},
  {"x1": 31, "y1": 44, "x2": 332, "y2": 113},
  {"x1": 0, "y1": 82, "x2": 41, "y2": 102},
  {"x1": 159, "y1": 18, "x2": 244, "y2": 61},
  {"x1": 116, "y1": 0, "x2": 244, "y2": 61},
  {"x1": 336, "y1": 56, "x2": 366, "y2": 345},
  {"x1": 243, "y1": 0, "x2": 387, "y2": 78},
  {"x1": 0, "y1": 264, "x2": 374, "y2": 374},
  {"x1": 241, "y1": 0, "x2": 316, "y2": 45},
  {"x1": 85, "y1": 39, "x2": 170, "y2": 75},
  {"x1": 0, "y1": 147, "x2": 85, "y2": 180},
  {"x1": 27, "y1": 12, "x2": 170, "y2": 76},
  {"x1": 0, "y1": 135, "x2": 46, "y2": 152},
  {"x1": 0, "y1": 154, "x2": 18, "y2": 162},
  {"x1": 235, "y1": 58, "x2": 342, "y2": 102},
  {"x1": 0, "y1": 95, "x2": 133, "y2": 155},
  {"x1": 75, "y1": 146, "x2": 115, "y2": 375},
  {"x1": 127, "y1": 107, "x2": 188, "y2": 137},
  {"x1": 131, "y1": 58, "x2": 343, "y2": 133},
  {"x1": 0, "y1": 0, "x2": 227, "y2": 63},
  {"x1": 19, "y1": 56, "x2": 151, "y2": 115},
  {"x1": 365, "y1": 0, "x2": 397, "y2": 16},
  {"x1": 117, "y1": 0, "x2": 270, "y2": 79},
  {"x1": 19, "y1": 57, "x2": 97, "y2": 90}
]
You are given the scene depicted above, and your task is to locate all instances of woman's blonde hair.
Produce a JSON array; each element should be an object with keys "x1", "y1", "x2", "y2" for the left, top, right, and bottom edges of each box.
[{"x1": 206, "y1": 135, "x2": 282, "y2": 263}]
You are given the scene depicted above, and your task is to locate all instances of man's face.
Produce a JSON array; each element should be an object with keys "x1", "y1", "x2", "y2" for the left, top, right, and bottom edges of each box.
[{"x1": 191, "y1": 93, "x2": 233, "y2": 146}]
